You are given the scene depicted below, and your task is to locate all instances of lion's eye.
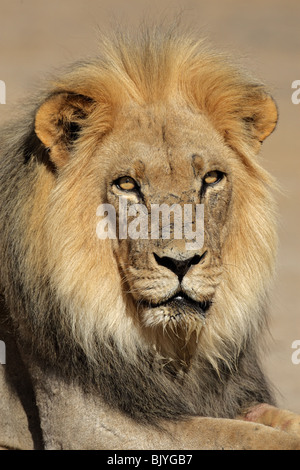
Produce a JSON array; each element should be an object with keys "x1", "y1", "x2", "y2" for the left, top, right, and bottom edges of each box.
[
  {"x1": 203, "y1": 171, "x2": 223, "y2": 185},
  {"x1": 115, "y1": 176, "x2": 138, "y2": 191}
]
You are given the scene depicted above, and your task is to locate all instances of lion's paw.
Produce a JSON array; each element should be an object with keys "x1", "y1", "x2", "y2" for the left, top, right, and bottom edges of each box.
[{"x1": 244, "y1": 403, "x2": 300, "y2": 437}]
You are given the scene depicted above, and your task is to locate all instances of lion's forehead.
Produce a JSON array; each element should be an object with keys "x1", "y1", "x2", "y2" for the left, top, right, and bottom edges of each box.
[
  {"x1": 106, "y1": 101, "x2": 231, "y2": 186},
  {"x1": 114, "y1": 101, "x2": 221, "y2": 147}
]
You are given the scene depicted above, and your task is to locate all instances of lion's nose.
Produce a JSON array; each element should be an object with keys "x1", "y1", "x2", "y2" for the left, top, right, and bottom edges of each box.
[{"x1": 153, "y1": 252, "x2": 205, "y2": 282}]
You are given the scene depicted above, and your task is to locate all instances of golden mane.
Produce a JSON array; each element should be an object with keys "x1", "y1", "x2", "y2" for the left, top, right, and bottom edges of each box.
[
  {"x1": 53, "y1": 29, "x2": 277, "y2": 153},
  {"x1": 32, "y1": 31, "x2": 277, "y2": 366}
]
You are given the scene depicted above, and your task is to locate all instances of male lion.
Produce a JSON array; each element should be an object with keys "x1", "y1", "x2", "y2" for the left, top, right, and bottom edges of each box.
[{"x1": 0, "y1": 28, "x2": 299, "y2": 450}]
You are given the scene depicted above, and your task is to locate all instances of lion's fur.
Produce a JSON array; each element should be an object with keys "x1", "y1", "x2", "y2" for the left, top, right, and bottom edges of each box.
[{"x1": 0, "y1": 27, "x2": 280, "y2": 430}]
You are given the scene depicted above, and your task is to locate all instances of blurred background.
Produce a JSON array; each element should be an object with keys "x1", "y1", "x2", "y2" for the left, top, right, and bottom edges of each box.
[{"x1": 0, "y1": 0, "x2": 299, "y2": 413}]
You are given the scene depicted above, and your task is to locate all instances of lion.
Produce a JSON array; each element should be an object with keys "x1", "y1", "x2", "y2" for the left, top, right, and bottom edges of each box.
[{"x1": 0, "y1": 27, "x2": 299, "y2": 450}]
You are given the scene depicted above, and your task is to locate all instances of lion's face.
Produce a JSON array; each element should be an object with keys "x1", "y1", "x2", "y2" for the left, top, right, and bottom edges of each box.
[{"x1": 102, "y1": 101, "x2": 231, "y2": 336}]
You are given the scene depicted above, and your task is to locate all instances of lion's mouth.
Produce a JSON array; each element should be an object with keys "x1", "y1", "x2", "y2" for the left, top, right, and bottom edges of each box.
[{"x1": 141, "y1": 291, "x2": 211, "y2": 319}]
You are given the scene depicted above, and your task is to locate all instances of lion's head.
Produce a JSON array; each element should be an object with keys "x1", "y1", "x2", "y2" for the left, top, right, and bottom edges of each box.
[{"x1": 1, "y1": 30, "x2": 278, "y2": 373}]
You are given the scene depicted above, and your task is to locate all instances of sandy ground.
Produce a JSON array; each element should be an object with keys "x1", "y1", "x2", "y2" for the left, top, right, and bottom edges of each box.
[{"x1": 0, "y1": 0, "x2": 299, "y2": 414}]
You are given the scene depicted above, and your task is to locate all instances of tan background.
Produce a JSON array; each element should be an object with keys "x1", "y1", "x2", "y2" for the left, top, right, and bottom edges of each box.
[{"x1": 0, "y1": 0, "x2": 299, "y2": 413}]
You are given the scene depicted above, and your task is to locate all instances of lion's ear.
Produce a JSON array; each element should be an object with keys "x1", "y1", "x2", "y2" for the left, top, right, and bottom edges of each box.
[
  {"x1": 35, "y1": 92, "x2": 95, "y2": 169},
  {"x1": 240, "y1": 89, "x2": 278, "y2": 153}
]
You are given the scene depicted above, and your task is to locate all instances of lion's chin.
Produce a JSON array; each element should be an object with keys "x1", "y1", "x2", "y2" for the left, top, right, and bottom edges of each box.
[{"x1": 138, "y1": 295, "x2": 210, "y2": 366}]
